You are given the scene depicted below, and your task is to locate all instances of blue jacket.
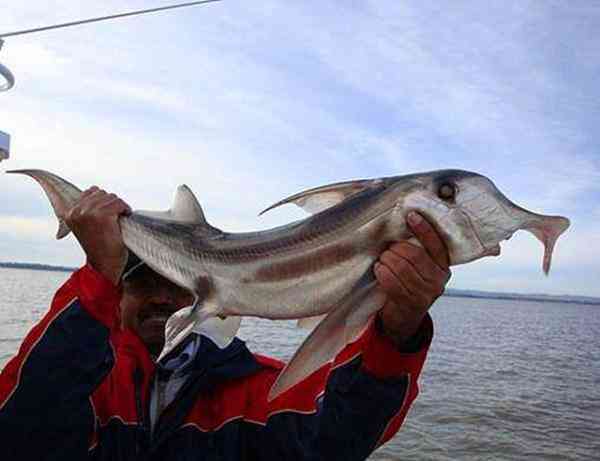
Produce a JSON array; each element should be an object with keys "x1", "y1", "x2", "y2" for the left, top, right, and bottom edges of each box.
[{"x1": 0, "y1": 265, "x2": 433, "y2": 460}]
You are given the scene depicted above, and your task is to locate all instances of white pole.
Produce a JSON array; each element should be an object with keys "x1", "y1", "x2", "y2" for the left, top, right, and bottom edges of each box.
[
  {"x1": 0, "y1": 40, "x2": 15, "y2": 92},
  {"x1": 0, "y1": 130, "x2": 10, "y2": 161}
]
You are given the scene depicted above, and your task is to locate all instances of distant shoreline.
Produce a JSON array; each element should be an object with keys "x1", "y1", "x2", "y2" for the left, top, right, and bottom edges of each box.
[
  {"x1": 0, "y1": 262, "x2": 75, "y2": 273},
  {"x1": 444, "y1": 290, "x2": 600, "y2": 306},
  {"x1": 1, "y1": 261, "x2": 599, "y2": 306}
]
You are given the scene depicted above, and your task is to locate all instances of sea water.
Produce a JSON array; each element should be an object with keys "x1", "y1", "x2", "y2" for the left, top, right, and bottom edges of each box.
[{"x1": 1, "y1": 267, "x2": 598, "y2": 460}]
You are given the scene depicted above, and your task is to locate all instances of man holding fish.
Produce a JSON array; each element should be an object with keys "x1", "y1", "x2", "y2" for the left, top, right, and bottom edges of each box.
[
  {"x1": 0, "y1": 167, "x2": 569, "y2": 460},
  {"x1": 0, "y1": 187, "x2": 448, "y2": 460}
]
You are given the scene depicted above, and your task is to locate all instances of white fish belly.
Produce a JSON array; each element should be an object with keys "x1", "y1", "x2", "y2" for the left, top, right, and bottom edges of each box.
[{"x1": 214, "y1": 255, "x2": 374, "y2": 319}]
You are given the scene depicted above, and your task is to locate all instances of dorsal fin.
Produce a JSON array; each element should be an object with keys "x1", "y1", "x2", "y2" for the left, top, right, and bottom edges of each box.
[
  {"x1": 136, "y1": 184, "x2": 207, "y2": 224},
  {"x1": 170, "y1": 185, "x2": 207, "y2": 223},
  {"x1": 259, "y1": 178, "x2": 384, "y2": 216}
]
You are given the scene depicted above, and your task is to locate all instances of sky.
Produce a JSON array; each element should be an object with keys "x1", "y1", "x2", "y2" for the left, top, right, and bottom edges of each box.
[{"x1": 0, "y1": 1, "x2": 598, "y2": 297}]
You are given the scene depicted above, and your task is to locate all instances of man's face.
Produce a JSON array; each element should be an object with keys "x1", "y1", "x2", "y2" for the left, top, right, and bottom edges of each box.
[{"x1": 120, "y1": 267, "x2": 194, "y2": 358}]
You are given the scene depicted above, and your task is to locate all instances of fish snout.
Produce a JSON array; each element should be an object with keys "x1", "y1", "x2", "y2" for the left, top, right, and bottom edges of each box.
[{"x1": 522, "y1": 215, "x2": 570, "y2": 274}]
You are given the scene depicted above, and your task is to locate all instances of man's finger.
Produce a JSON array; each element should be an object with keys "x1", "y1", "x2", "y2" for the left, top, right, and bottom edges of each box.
[
  {"x1": 80, "y1": 186, "x2": 100, "y2": 199},
  {"x1": 374, "y1": 262, "x2": 412, "y2": 299},
  {"x1": 100, "y1": 197, "x2": 132, "y2": 216},
  {"x1": 407, "y1": 211, "x2": 450, "y2": 270},
  {"x1": 385, "y1": 242, "x2": 446, "y2": 283},
  {"x1": 78, "y1": 190, "x2": 115, "y2": 214},
  {"x1": 381, "y1": 251, "x2": 431, "y2": 295}
]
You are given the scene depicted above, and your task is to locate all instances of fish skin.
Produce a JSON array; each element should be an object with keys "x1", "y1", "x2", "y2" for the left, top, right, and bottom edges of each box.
[{"x1": 7, "y1": 168, "x2": 570, "y2": 400}]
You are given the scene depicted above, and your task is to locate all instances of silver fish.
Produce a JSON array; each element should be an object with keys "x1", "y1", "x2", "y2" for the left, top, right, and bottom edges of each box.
[{"x1": 8, "y1": 169, "x2": 570, "y2": 400}]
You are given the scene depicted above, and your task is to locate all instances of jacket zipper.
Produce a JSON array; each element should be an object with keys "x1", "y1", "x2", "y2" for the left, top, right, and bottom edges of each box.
[{"x1": 133, "y1": 367, "x2": 149, "y2": 457}]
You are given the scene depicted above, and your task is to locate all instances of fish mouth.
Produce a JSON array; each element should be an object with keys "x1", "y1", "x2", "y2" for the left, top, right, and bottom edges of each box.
[
  {"x1": 482, "y1": 244, "x2": 501, "y2": 257},
  {"x1": 458, "y1": 198, "x2": 569, "y2": 274},
  {"x1": 456, "y1": 208, "x2": 507, "y2": 261},
  {"x1": 483, "y1": 231, "x2": 519, "y2": 257},
  {"x1": 492, "y1": 191, "x2": 571, "y2": 274}
]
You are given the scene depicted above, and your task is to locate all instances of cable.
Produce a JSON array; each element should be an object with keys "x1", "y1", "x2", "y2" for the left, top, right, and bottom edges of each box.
[
  {"x1": 0, "y1": 0, "x2": 221, "y2": 38},
  {"x1": 0, "y1": 1, "x2": 222, "y2": 92}
]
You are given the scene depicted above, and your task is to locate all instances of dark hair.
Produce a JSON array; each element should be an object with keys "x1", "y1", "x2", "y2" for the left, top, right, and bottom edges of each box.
[{"x1": 121, "y1": 252, "x2": 146, "y2": 281}]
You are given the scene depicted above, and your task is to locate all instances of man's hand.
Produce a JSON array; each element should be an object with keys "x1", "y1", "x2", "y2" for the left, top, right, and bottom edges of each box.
[
  {"x1": 374, "y1": 211, "x2": 451, "y2": 348},
  {"x1": 65, "y1": 187, "x2": 131, "y2": 285}
]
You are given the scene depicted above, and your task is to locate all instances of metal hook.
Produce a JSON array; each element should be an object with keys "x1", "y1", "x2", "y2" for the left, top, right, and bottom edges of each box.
[{"x1": 0, "y1": 39, "x2": 16, "y2": 92}]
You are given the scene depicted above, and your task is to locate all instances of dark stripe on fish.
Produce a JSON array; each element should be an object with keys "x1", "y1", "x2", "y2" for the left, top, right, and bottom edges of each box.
[{"x1": 253, "y1": 243, "x2": 356, "y2": 282}]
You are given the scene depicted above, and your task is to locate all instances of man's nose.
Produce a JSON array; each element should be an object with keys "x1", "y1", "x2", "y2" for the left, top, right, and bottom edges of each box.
[{"x1": 149, "y1": 287, "x2": 174, "y2": 304}]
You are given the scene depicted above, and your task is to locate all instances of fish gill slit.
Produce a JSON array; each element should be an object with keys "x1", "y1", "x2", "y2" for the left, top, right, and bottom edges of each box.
[{"x1": 460, "y1": 209, "x2": 489, "y2": 252}]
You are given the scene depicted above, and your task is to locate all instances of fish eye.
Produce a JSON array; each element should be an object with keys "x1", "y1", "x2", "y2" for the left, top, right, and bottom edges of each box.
[{"x1": 438, "y1": 183, "x2": 456, "y2": 201}]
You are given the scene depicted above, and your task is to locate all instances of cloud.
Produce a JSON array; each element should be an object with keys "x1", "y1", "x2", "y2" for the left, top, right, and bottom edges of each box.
[
  {"x1": 0, "y1": 1, "x2": 598, "y2": 296},
  {"x1": 0, "y1": 215, "x2": 56, "y2": 240}
]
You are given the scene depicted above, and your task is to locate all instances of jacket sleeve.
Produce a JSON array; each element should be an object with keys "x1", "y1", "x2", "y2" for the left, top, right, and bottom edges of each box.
[
  {"x1": 244, "y1": 314, "x2": 433, "y2": 461},
  {"x1": 0, "y1": 265, "x2": 122, "y2": 460}
]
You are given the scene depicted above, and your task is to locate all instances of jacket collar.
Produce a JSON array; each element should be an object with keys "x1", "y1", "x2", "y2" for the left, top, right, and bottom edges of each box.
[
  {"x1": 116, "y1": 328, "x2": 156, "y2": 378},
  {"x1": 149, "y1": 335, "x2": 262, "y2": 449},
  {"x1": 115, "y1": 328, "x2": 261, "y2": 383}
]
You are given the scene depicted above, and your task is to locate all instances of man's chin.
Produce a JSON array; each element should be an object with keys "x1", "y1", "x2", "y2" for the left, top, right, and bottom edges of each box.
[
  {"x1": 138, "y1": 319, "x2": 168, "y2": 358},
  {"x1": 140, "y1": 337, "x2": 165, "y2": 359}
]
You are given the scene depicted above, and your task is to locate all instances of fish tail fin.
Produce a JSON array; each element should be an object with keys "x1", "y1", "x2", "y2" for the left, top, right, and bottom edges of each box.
[
  {"x1": 7, "y1": 169, "x2": 82, "y2": 239},
  {"x1": 268, "y1": 271, "x2": 386, "y2": 401},
  {"x1": 56, "y1": 219, "x2": 71, "y2": 239}
]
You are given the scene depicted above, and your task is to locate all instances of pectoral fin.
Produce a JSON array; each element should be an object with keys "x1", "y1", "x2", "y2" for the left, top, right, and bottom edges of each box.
[
  {"x1": 192, "y1": 315, "x2": 242, "y2": 349},
  {"x1": 296, "y1": 314, "x2": 327, "y2": 330},
  {"x1": 268, "y1": 272, "x2": 386, "y2": 401},
  {"x1": 159, "y1": 300, "x2": 217, "y2": 361},
  {"x1": 158, "y1": 290, "x2": 241, "y2": 361},
  {"x1": 260, "y1": 178, "x2": 384, "y2": 215}
]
